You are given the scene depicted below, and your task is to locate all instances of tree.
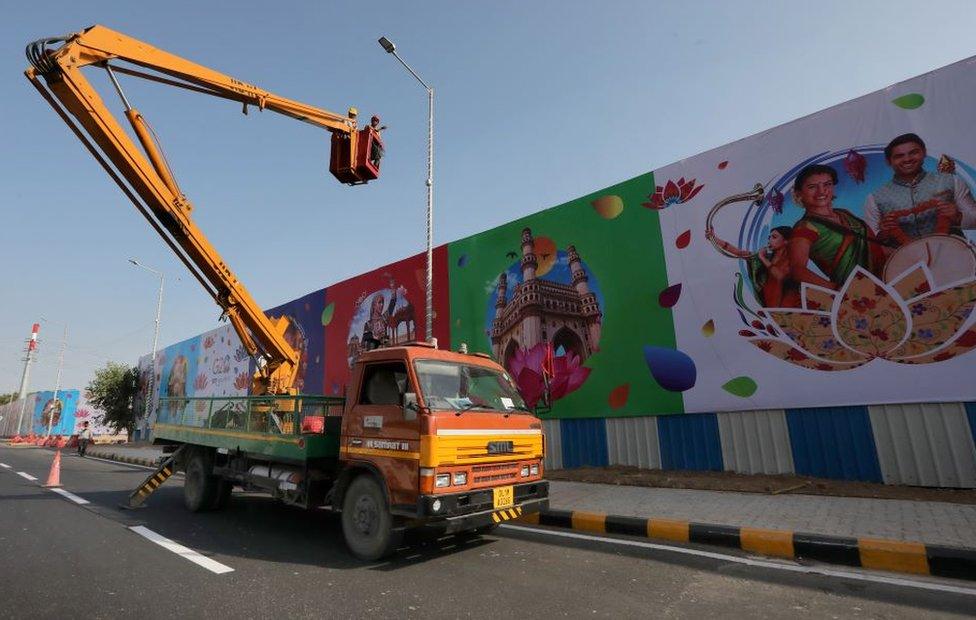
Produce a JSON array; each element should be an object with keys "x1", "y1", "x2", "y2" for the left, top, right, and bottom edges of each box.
[
  {"x1": 86, "y1": 362, "x2": 139, "y2": 437},
  {"x1": 0, "y1": 392, "x2": 18, "y2": 406}
]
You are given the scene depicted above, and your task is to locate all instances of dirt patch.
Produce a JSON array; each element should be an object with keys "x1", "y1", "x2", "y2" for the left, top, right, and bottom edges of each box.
[{"x1": 547, "y1": 466, "x2": 976, "y2": 505}]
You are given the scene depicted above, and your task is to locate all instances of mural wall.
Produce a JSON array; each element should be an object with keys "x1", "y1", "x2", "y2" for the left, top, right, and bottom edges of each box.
[
  {"x1": 140, "y1": 56, "x2": 976, "y2": 423},
  {"x1": 136, "y1": 323, "x2": 249, "y2": 430},
  {"x1": 323, "y1": 249, "x2": 450, "y2": 397},
  {"x1": 30, "y1": 389, "x2": 78, "y2": 435},
  {"x1": 651, "y1": 59, "x2": 976, "y2": 415},
  {"x1": 0, "y1": 390, "x2": 121, "y2": 438}
]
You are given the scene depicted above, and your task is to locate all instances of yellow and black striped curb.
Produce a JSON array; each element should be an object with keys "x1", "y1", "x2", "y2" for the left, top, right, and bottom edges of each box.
[
  {"x1": 518, "y1": 509, "x2": 976, "y2": 582},
  {"x1": 86, "y1": 450, "x2": 160, "y2": 468}
]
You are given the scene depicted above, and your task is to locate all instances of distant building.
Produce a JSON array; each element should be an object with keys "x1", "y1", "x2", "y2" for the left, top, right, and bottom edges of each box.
[{"x1": 491, "y1": 227, "x2": 602, "y2": 366}]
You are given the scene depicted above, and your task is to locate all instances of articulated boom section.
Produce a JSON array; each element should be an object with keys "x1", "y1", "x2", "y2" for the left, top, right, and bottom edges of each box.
[{"x1": 25, "y1": 25, "x2": 380, "y2": 394}]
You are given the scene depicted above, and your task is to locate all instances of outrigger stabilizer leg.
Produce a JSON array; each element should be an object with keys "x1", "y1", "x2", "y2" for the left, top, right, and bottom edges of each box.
[{"x1": 121, "y1": 445, "x2": 185, "y2": 509}]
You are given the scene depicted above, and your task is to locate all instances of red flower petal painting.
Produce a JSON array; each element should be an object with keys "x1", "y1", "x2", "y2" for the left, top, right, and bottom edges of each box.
[{"x1": 642, "y1": 177, "x2": 704, "y2": 210}]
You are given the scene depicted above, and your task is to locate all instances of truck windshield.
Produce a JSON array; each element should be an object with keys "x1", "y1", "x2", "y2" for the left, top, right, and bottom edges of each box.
[{"x1": 414, "y1": 359, "x2": 530, "y2": 413}]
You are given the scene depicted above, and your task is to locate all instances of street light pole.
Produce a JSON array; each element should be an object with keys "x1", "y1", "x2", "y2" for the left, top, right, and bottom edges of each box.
[
  {"x1": 378, "y1": 36, "x2": 435, "y2": 342},
  {"x1": 45, "y1": 323, "x2": 68, "y2": 438},
  {"x1": 130, "y1": 259, "x2": 164, "y2": 440}
]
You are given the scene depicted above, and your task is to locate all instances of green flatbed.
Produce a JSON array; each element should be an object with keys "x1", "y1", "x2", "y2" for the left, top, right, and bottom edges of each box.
[{"x1": 152, "y1": 395, "x2": 345, "y2": 462}]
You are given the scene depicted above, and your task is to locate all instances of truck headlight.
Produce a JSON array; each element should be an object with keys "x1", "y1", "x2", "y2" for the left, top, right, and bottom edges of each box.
[
  {"x1": 453, "y1": 472, "x2": 467, "y2": 486},
  {"x1": 530, "y1": 464, "x2": 539, "y2": 476},
  {"x1": 520, "y1": 465, "x2": 529, "y2": 477},
  {"x1": 435, "y1": 473, "x2": 451, "y2": 488}
]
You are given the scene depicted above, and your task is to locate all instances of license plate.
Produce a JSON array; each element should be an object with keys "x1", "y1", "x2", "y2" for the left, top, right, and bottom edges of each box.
[{"x1": 493, "y1": 485, "x2": 514, "y2": 509}]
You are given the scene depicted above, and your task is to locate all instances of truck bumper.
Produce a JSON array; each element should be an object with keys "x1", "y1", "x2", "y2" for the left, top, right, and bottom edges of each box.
[{"x1": 414, "y1": 480, "x2": 549, "y2": 533}]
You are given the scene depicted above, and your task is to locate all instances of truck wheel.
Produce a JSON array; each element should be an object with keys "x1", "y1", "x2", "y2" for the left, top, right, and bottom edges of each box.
[
  {"x1": 183, "y1": 450, "x2": 218, "y2": 512},
  {"x1": 341, "y1": 475, "x2": 401, "y2": 561}
]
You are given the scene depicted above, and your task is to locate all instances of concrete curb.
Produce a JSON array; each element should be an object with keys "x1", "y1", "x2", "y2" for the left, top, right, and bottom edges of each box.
[
  {"x1": 519, "y1": 509, "x2": 976, "y2": 582},
  {"x1": 86, "y1": 449, "x2": 160, "y2": 468}
]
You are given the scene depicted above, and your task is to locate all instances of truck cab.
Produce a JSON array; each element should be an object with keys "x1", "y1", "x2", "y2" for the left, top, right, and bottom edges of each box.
[
  {"x1": 336, "y1": 343, "x2": 548, "y2": 558},
  {"x1": 149, "y1": 343, "x2": 548, "y2": 561}
]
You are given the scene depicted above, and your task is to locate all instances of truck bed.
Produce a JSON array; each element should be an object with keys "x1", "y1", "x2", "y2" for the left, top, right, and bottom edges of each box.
[{"x1": 152, "y1": 395, "x2": 344, "y2": 462}]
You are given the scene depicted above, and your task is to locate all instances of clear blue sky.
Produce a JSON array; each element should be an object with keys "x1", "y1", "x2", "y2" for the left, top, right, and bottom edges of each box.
[{"x1": 3, "y1": 0, "x2": 976, "y2": 393}]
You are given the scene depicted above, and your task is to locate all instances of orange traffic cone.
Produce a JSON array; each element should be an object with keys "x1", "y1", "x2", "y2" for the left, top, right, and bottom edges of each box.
[{"x1": 43, "y1": 449, "x2": 62, "y2": 488}]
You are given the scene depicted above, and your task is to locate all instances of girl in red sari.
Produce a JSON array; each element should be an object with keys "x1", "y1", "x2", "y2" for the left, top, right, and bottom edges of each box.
[{"x1": 707, "y1": 226, "x2": 800, "y2": 308}]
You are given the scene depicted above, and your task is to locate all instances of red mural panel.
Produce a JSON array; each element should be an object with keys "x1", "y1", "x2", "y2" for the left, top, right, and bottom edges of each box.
[{"x1": 323, "y1": 247, "x2": 450, "y2": 396}]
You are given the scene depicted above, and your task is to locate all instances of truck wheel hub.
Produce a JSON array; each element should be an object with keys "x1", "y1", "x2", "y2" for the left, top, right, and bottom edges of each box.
[{"x1": 353, "y1": 496, "x2": 378, "y2": 534}]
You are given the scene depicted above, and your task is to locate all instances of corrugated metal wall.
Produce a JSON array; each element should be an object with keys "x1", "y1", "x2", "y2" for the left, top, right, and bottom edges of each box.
[
  {"x1": 560, "y1": 418, "x2": 608, "y2": 468},
  {"x1": 0, "y1": 394, "x2": 36, "y2": 436},
  {"x1": 785, "y1": 406, "x2": 883, "y2": 482},
  {"x1": 657, "y1": 413, "x2": 723, "y2": 471},
  {"x1": 606, "y1": 417, "x2": 661, "y2": 469},
  {"x1": 966, "y1": 403, "x2": 976, "y2": 449},
  {"x1": 554, "y1": 402, "x2": 976, "y2": 488},
  {"x1": 868, "y1": 403, "x2": 976, "y2": 487},
  {"x1": 542, "y1": 418, "x2": 562, "y2": 471},
  {"x1": 717, "y1": 410, "x2": 794, "y2": 475}
]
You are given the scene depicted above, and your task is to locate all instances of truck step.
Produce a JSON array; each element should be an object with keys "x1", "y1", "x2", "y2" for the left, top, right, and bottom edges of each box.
[{"x1": 123, "y1": 445, "x2": 185, "y2": 509}]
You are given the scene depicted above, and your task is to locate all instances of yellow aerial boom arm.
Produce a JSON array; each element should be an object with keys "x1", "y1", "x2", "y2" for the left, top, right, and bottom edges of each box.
[{"x1": 25, "y1": 25, "x2": 383, "y2": 395}]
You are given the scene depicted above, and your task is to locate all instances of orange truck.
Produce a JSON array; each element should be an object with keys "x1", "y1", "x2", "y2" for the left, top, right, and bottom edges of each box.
[{"x1": 151, "y1": 342, "x2": 548, "y2": 560}]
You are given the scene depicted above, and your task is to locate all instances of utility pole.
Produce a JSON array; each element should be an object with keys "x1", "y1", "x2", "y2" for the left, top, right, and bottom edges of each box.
[
  {"x1": 45, "y1": 324, "x2": 68, "y2": 437},
  {"x1": 15, "y1": 323, "x2": 40, "y2": 435}
]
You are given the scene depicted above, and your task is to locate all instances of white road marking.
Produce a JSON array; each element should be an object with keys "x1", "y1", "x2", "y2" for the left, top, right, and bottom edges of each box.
[
  {"x1": 49, "y1": 487, "x2": 90, "y2": 505},
  {"x1": 501, "y1": 524, "x2": 976, "y2": 597},
  {"x1": 128, "y1": 525, "x2": 234, "y2": 575},
  {"x1": 16, "y1": 471, "x2": 37, "y2": 481},
  {"x1": 0, "y1": 463, "x2": 11, "y2": 468}
]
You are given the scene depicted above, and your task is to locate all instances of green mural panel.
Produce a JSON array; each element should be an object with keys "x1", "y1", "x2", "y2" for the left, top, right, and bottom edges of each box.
[{"x1": 448, "y1": 172, "x2": 684, "y2": 419}]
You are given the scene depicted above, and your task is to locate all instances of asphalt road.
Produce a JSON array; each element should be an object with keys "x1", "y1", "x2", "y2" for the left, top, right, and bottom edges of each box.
[{"x1": 1, "y1": 445, "x2": 974, "y2": 619}]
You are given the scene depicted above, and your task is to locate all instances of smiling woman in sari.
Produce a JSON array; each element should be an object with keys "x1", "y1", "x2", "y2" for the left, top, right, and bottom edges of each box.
[{"x1": 789, "y1": 164, "x2": 881, "y2": 290}]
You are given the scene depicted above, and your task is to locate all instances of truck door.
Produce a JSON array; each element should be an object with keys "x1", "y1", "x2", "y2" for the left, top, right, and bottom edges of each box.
[{"x1": 344, "y1": 361, "x2": 420, "y2": 510}]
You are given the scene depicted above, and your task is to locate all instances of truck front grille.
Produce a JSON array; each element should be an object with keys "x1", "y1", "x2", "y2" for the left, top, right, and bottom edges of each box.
[{"x1": 471, "y1": 462, "x2": 519, "y2": 486}]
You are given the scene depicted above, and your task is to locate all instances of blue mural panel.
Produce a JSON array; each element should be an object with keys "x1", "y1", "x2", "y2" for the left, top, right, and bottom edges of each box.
[
  {"x1": 31, "y1": 389, "x2": 79, "y2": 435},
  {"x1": 657, "y1": 413, "x2": 723, "y2": 471},
  {"x1": 559, "y1": 418, "x2": 608, "y2": 469},
  {"x1": 156, "y1": 334, "x2": 201, "y2": 424},
  {"x1": 786, "y1": 406, "x2": 882, "y2": 482},
  {"x1": 266, "y1": 288, "x2": 326, "y2": 396},
  {"x1": 965, "y1": 403, "x2": 976, "y2": 449}
]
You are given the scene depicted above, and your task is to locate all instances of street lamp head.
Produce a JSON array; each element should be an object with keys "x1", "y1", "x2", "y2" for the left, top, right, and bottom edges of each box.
[{"x1": 378, "y1": 36, "x2": 396, "y2": 54}]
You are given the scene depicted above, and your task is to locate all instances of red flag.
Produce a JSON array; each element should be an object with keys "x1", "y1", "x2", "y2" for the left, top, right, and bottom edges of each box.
[{"x1": 540, "y1": 342, "x2": 555, "y2": 407}]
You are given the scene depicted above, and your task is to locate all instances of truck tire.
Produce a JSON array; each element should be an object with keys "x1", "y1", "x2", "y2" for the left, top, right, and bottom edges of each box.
[
  {"x1": 183, "y1": 450, "x2": 218, "y2": 512},
  {"x1": 341, "y1": 475, "x2": 401, "y2": 561}
]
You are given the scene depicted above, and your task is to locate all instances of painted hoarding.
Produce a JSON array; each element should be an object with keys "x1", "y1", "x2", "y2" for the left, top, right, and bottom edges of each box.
[
  {"x1": 323, "y1": 249, "x2": 450, "y2": 397},
  {"x1": 142, "y1": 57, "x2": 976, "y2": 423},
  {"x1": 652, "y1": 57, "x2": 976, "y2": 415},
  {"x1": 30, "y1": 389, "x2": 78, "y2": 435}
]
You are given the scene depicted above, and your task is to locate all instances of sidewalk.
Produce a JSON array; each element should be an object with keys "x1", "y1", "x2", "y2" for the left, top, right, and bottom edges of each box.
[{"x1": 549, "y1": 480, "x2": 976, "y2": 551}]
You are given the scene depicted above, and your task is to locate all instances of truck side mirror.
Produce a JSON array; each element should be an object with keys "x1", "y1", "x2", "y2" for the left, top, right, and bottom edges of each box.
[{"x1": 403, "y1": 392, "x2": 419, "y2": 421}]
